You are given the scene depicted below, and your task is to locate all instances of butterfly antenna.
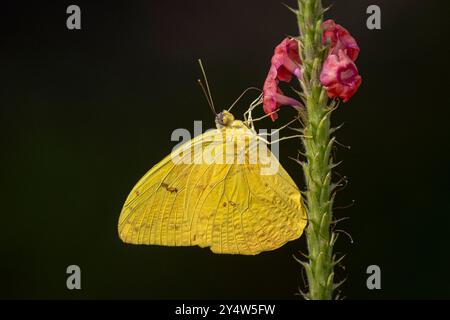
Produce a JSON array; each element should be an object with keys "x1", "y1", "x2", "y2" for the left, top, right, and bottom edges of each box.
[
  {"x1": 197, "y1": 79, "x2": 216, "y2": 116},
  {"x1": 197, "y1": 59, "x2": 217, "y2": 116},
  {"x1": 228, "y1": 87, "x2": 262, "y2": 112}
]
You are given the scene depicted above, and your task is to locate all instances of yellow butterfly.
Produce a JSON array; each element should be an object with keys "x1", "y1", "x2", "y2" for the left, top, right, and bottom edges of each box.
[{"x1": 117, "y1": 63, "x2": 307, "y2": 255}]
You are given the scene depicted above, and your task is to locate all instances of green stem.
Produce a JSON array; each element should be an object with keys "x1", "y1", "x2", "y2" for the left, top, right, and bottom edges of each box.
[{"x1": 296, "y1": 0, "x2": 336, "y2": 300}]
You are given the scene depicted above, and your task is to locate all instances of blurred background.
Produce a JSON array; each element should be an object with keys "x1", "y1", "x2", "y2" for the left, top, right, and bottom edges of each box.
[{"x1": 1, "y1": 0, "x2": 449, "y2": 299}]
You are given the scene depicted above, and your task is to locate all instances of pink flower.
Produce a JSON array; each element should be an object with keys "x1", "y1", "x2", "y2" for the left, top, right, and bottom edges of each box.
[
  {"x1": 262, "y1": 38, "x2": 303, "y2": 121},
  {"x1": 320, "y1": 50, "x2": 362, "y2": 102},
  {"x1": 263, "y1": 26, "x2": 361, "y2": 120},
  {"x1": 263, "y1": 65, "x2": 302, "y2": 121},
  {"x1": 322, "y1": 19, "x2": 360, "y2": 61},
  {"x1": 270, "y1": 38, "x2": 302, "y2": 82}
]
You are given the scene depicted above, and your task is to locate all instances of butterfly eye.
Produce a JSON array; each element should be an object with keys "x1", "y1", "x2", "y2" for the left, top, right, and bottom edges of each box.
[{"x1": 216, "y1": 112, "x2": 225, "y2": 125}]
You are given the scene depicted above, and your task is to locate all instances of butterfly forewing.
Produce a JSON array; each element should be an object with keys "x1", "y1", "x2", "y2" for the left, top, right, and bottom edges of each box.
[{"x1": 118, "y1": 126, "x2": 307, "y2": 255}]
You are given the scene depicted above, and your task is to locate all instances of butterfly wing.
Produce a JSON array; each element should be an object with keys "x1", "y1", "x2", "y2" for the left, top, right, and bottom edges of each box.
[{"x1": 118, "y1": 127, "x2": 307, "y2": 255}]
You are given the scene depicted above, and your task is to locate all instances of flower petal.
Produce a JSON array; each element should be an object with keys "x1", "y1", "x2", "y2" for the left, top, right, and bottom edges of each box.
[
  {"x1": 320, "y1": 50, "x2": 362, "y2": 102},
  {"x1": 271, "y1": 38, "x2": 302, "y2": 82},
  {"x1": 322, "y1": 19, "x2": 360, "y2": 61}
]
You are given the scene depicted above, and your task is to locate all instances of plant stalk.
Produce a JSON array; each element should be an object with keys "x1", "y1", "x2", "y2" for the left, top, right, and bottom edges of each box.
[{"x1": 296, "y1": 0, "x2": 336, "y2": 300}]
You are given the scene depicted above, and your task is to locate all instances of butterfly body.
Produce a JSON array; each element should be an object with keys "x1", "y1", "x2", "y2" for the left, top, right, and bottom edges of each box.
[{"x1": 118, "y1": 110, "x2": 307, "y2": 255}]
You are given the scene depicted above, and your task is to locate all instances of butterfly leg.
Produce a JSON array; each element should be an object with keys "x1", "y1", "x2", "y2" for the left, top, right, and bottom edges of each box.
[
  {"x1": 244, "y1": 95, "x2": 263, "y2": 129},
  {"x1": 264, "y1": 134, "x2": 311, "y2": 145},
  {"x1": 257, "y1": 117, "x2": 301, "y2": 137}
]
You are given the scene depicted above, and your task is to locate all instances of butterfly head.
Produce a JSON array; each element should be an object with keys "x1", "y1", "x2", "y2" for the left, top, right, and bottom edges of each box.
[{"x1": 215, "y1": 110, "x2": 235, "y2": 128}]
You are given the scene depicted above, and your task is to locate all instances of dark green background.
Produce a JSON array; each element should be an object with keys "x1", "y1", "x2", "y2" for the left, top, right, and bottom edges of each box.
[{"x1": 1, "y1": 0, "x2": 449, "y2": 299}]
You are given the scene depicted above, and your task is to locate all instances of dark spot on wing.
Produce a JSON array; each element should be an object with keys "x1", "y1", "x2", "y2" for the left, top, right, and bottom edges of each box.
[{"x1": 161, "y1": 182, "x2": 178, "y2": 193}]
